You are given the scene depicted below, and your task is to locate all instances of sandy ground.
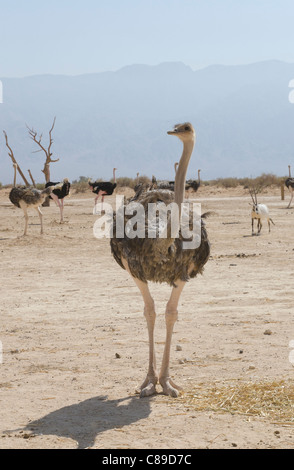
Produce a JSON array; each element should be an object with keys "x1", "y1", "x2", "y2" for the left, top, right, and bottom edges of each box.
[{"x1": 0, "y1": 184, "x2": 294, "y2": 450}]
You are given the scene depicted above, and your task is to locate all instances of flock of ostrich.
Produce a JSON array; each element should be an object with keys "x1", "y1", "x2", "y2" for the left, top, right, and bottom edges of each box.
[{"x1": 3, "y1": 122, "x2": 294, "y2": 397}]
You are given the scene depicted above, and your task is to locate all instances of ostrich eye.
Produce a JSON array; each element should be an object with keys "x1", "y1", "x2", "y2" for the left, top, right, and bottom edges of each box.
[{"x1": 185, "y1": 126, "x2": 190, "y2": 131}]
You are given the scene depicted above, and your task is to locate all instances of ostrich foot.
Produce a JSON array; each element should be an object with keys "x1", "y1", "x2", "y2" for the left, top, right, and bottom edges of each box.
[
  {"x1": 139, "y1": 375, "x2": 158, "y2": 398},
  {"x1": 159, "y1": 377, "x2": 182, "y2": 398}
]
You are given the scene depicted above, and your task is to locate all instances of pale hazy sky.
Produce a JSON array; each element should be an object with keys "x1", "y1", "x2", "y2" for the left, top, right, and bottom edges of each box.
[{"x1": 1, "y1": 0, "x2": 294, "y2": 77}]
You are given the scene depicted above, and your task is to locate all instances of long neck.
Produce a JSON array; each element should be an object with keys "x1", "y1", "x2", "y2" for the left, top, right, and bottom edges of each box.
[
  {"x1": 198, "y1": 170, "x2": 201, "y2": 183},
  {"x1": 289, "y1": 165, "x2": 291, "y2": 177},
  {"x1": 160, "y1": 137, "x2": 194, "y2": 248},
  {"x1": 174, "y1": 139, "x2": 195, "y2": 208},
  {"x1": 113, "y1": 168, "x2": 116, "y2": 182}
]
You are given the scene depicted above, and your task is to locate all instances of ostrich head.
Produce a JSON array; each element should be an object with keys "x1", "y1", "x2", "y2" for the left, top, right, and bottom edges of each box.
[{"x1": 167, "y1": 122, "x2": 196, "y2": 142}]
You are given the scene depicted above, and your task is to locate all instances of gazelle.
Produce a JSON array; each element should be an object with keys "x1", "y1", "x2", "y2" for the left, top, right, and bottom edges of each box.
[{"x1": 249, "y1": 188, "x2": 274, "y2": 235}]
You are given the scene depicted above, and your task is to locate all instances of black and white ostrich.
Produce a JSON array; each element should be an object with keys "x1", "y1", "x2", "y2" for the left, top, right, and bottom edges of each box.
[
  {"x1": 45, "y1": 178, "x2": 71, "y2": 223},
  {"x1": 9, "y1": 163, "x2": 53, "y2": 236},
  {"x1": 285, "y1": 165, "x2": 294, "y2": 208},
  {"x1": 89, "y1": 168, "x2": 117, "y2": 207}
]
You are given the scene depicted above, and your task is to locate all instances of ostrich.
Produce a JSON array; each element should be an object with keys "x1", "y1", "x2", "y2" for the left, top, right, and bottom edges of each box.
[
  {"x1": 9, "y1": 163, "x2": 53, "y2": 236},
  {"x1": 89, "y1": 168, "x2": 117, "y2": 207},
  {"x1": 151, "y1": 162, "x2": 179, "y2": 190},
  {"x1": 134, "y1": 172, "x2": 153, "y2": 195},
  {"x1": 285, "y1": 165, "x2": 294, "y2": 208},
  {"x1": 110, "y1": 123, "x2": 210, "y2": 397},
  {"x1": 186, "y1": 169, "x2": 201, "y2": 192},
  {"x1": 45, "y1": 178, "x2": 71, "y2": 223},
  {"x1": 134, "y1": 172, "x2": 140, "y2": 192}
]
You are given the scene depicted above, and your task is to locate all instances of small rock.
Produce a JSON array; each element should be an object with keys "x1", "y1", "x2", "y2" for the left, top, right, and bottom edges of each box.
[
  {"x1": 248, "y1": 365, "x2": 255, "y2": 370},
  {"x1": 10, "y1": 349, "x2": 19, "y2": 354},
  {"x1": 264, "y1": 329, "x2": 272, "y2": 335},
  {"x1": 115, "y1": 353, "x2": 121, "y2": 359},
  {"x1": 23, "y1": 433, "x2": 34, "y2": 439},
  {"x1": 176, "y1": 345, "x2": 182, "y2": 351}
]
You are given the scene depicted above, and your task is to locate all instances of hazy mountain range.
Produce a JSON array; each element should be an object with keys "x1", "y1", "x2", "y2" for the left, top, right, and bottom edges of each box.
[{"x1": 1, "y1": 60, "x2": 294, "y2": 185}]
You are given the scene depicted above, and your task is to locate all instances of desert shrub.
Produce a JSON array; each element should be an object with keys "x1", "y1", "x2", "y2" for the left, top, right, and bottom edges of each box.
[
  {"x1": 204, "y1": 173, "x2": 283, "y2": 190},
  {"x1": 116, "y1": 175, "x2": 151, "y2": 189},
  {"x1": 136, "y1": 175, "x2": 152, "y2": 186},
  {"x1": 253, "y1": 173, "x2": 283, "y2": 187},
  {"x1": 115, "y1": 177, "x2": 135, "y2": 188},
  {"x1": 72, "y1": 176, "x2": 92, "y2": 193},
  {"x1": 208, "y1": 177, "x2": 239, "y2": 188}
]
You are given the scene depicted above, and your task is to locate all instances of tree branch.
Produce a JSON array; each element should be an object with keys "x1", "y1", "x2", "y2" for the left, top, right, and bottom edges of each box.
[
  {"x1": 26, "y1": 117, "x2": 58, "y2": 182},
  {"x1": 28, "y1": 169, "x2": 36, "y2": 187},
  {"x1": 3, "y1": 131, "x2": 30, "y2": 186}
]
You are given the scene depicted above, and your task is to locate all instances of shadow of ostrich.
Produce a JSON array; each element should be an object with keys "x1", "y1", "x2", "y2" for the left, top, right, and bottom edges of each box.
[{"x1": 20, "y1": 395, "x2": 152, "y2": 449}]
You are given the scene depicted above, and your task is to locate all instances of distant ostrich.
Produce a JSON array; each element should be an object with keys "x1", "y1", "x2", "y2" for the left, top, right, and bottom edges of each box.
[
  {"x1": 89, "y1": 168, "x2": 117, "y2": 207},
  {"x1": 9, "y1": 163, "x2": 53, "y2": 236},
  {"x1": 285, "y1": 165, "x2": 294, "y2": 208},
  {"x1": 134, "y1": 172, "x2": 140, "y2": 190},
  {"x1": 186, "y1": 169, "x2": 201, "y2": 192},
  {"x1": 110, "y1": 123, "x2": 210, "y2": 397},
  {"x1": 151, "y1": 162, "x2": 179, "y2": 190},
  {"x1": 45, "y1": 178, "x2": 71, "y2": 223}
]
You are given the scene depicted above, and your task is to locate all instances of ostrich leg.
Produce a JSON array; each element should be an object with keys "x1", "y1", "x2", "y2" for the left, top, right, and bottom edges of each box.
[
  {"x1": 51, "y1": 192, "x2": 63, "y2": 223},
  {"x1": 133, "y1": 278, "x2": 158, "y2": 397},
  {"x1": 19, "y1": 202, "x2": 29, "y2": 236},
  {"x1": 35, "y1": 207, "x2": 44, "y2": 234},
  {"x1": 287, "y1": 190, "x2": 293, "y2": 208},
  {"x1": 60, "y1": 199, "x2": 64, "y2": 223},
  {"x1": 159, "y1": 280, "x2": 186, "y2": 397},
  {"x1": 121, "y1": 259, "x2": 158, "y2": 397}
]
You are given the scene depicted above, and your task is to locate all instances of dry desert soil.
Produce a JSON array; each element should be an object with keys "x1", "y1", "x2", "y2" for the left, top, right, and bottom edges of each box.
[{"x1": 0, "y1": 185, "x2": 294, "y2": 449}]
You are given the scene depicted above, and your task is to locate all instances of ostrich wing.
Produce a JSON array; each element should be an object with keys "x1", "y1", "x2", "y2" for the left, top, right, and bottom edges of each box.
[{"x1": 110, "y1": 189, "x2": 210, "y2": 286}]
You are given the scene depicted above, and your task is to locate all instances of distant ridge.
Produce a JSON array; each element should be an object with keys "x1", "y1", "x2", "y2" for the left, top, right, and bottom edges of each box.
[{"x1": 1, "y1": 60, "x2": 294, "y2": 185}]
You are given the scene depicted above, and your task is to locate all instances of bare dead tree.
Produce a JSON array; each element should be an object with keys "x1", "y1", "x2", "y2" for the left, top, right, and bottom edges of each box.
[
  {"x1": 26, "y1": 117, "x2": 59, "y2": 205},
  {"x1": 26, "y1": 117, "x2": 59, "y2": 183},
  {"x1": 3, "y1": 130, "x2": 30, "y2": 187}
]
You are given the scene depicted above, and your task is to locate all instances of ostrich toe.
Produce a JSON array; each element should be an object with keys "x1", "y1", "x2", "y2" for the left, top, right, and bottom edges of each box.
[
  {"x1": 139, "y1": 375, "x2": 158, "y2": 397},
  {"x1": 159, "y1": 377, "x2": 182, "y2": 397}
]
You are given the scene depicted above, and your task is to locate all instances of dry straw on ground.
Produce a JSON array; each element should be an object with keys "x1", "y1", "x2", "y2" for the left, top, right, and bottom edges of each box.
[{"x1": 174, "y1": 379, "x2": 294, "y2": 423}]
